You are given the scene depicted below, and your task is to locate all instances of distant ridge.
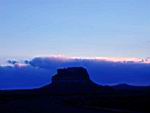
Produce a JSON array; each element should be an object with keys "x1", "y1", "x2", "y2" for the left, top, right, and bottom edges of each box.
[{"x1": 113, "y1": 83, "x2": 150, "y2": 90}]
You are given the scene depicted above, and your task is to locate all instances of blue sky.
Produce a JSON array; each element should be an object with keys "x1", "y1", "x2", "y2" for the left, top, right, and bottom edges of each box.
[
  {"x1": 1, "y1": 56, "x2": 150, "y2": 89},
  {"x1": 0, "y1": 0, "x2": 150, "y2": 58}
]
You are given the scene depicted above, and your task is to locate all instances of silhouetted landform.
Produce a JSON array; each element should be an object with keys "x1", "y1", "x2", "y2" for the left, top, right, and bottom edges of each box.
[
  {"x1": 113, "y1": 83, "x2": 150, "y2": 90},
  {"x1": 40, "y1": 67, "x2": 112, "y2": 94},
  {"x1": 0, "y1": 67, "x2": 150, "y2": 113}
]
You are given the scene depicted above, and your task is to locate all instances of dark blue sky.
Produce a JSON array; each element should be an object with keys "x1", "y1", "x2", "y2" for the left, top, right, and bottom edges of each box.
[{"x1": 0, "y1": 56, "x2": 150, "y2": 90}]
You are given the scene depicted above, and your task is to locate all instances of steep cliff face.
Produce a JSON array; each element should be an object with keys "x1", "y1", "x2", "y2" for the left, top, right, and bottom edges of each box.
[
  {"x1": 41, "y1": 67, "x2": 100, "y2": 94},
  {"x1": 51, "y1": 67, "x2": 92, "y2": 86}
]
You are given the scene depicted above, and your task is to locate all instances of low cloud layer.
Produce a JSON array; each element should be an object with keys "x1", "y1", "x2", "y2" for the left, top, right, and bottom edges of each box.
[{"x1": 0, "y1": 56, "x2": 150, "y2": 90}]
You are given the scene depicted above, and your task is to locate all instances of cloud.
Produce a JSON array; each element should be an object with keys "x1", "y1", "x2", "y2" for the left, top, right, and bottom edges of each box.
[
  {"x1": 29, "y1": 56, "x2": 150, "y2": 85},
  {"x1": 7, "y1": 60, "x2": 18, "y2": 65},
  {"x1": 0, "y1": 56, "x2": 150, "y2": 90}
]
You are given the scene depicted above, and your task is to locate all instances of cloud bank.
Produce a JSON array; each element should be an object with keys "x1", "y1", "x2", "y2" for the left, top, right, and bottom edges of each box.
[{"x1": 0, "y1": 56, "x2": 150, "y2": 90}]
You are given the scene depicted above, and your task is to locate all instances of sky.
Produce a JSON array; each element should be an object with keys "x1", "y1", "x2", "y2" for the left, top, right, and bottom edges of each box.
[
  {"x1": 0, "y1": 0, "x2": 150, "y2": 59},
  {"x1": 0, "y1": 56, "x2": 150, "y2": 90}
]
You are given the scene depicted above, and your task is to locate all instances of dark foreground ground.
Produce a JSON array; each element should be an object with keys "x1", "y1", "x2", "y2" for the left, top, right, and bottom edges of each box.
[
  {"x1": 0, "y1": 95, "x2": 114, "y2": 113},
  {"x1": 0, "y1": 92, "x2": 150, "y2": 113}
]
